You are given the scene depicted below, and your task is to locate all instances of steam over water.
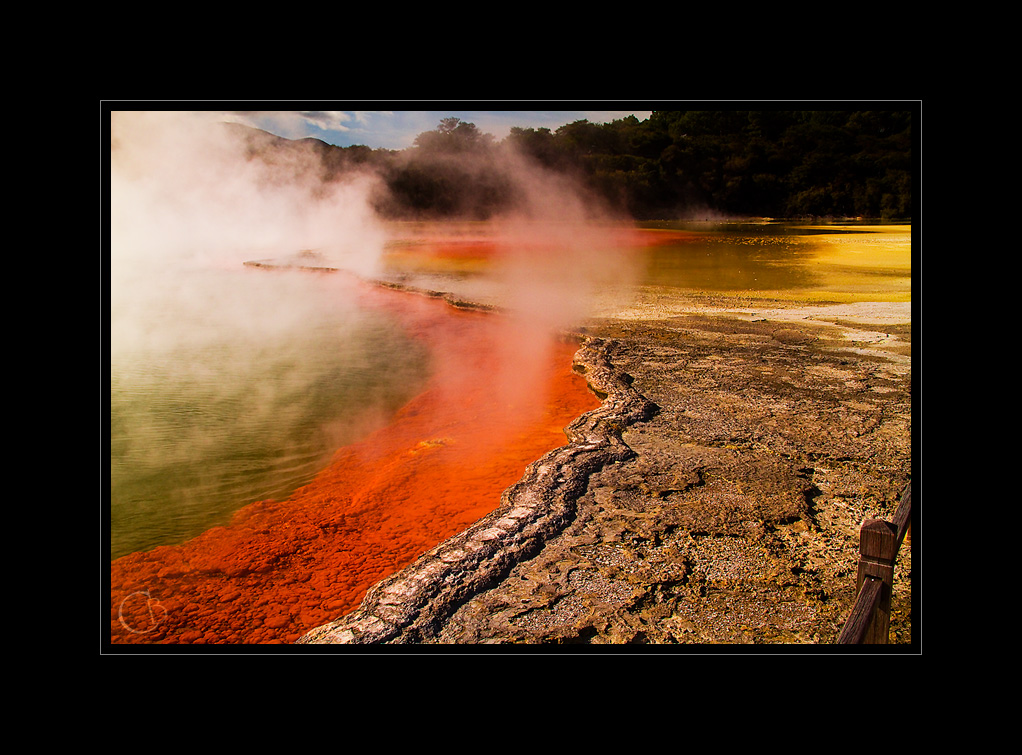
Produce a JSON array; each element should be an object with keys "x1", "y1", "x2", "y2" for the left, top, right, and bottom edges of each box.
[
  {"x1": 108, "y1": 111, "x2": 425, "y2": 560},
  {"x1": 109, "y1": 267, "x2": 430, "y2": 559},
  {"x1": 108, "y1": 110, "x2": 638, "y2": 567}
]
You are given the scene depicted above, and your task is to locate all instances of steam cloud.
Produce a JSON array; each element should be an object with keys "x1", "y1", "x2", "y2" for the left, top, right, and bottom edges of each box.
[
  {"x1": 109, "y1": 108, "x2": 641, "y2": 461},
  {"x1": 110, "y1": 110, "x2": 638, "y2": 332},
  {"x1": 110, "y1": 111, "x2": 388, "y2": 277},
  {"x1": 109, "y1": 109, "x2": 647, "y2": 561}
]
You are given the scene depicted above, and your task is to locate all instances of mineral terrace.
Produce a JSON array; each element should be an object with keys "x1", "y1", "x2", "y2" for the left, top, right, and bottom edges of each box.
[{"x1": 298, "y1": 289, "x2": 913, "y2": 647}]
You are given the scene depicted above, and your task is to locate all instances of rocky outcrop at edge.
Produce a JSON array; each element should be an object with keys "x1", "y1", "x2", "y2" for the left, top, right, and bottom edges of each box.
[{"x1": 295, "y1": 337, "x2": 658, "y2": 645}]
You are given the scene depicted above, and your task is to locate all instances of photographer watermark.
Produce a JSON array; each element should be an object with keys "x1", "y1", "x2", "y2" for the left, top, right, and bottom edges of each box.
[{"x1": 118, "y1": 589, "x2": 167, "y2": 634}]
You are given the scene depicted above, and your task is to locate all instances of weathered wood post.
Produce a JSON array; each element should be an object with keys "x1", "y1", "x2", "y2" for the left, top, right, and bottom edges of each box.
[
  {"x1": 837, "y1": 483, "x2": 912, "y2": 644},
  {"x1": 854, "y1": 518, "x2": 898, "y2": 644}
]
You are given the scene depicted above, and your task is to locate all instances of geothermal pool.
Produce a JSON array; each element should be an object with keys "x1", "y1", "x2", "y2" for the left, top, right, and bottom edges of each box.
[
  {"x1": 107, "y1": 221, "x2": 911, "y2": 645},
  {"x1": 108, "y1": 246, "x2": 602, "y2": 644},
  {"x1": 635, "y1": 221, "x2": 912, "y2": 302},
  {"x1": 109, "y1": 266, "x2": 437, "y2": 560},
  {"x1": 377, "y1": 221, "x2": 912, "y2": 307}
]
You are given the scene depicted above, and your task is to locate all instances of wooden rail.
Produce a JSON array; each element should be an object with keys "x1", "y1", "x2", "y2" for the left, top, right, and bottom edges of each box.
[{"x1": 837, "y1": 482, "x2": 912, "y2": 645}]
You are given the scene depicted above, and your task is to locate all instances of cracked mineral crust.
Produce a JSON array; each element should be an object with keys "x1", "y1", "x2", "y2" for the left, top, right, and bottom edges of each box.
[{"x1": 299, "y1": 298, "x2": 913, "y2": 647}]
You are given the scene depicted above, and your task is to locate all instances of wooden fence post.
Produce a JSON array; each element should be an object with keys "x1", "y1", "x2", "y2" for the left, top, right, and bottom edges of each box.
[
  {"x1": 855, "y1": 518, "x2": 898, "y2": 644},
  {"x1": 837, "y1": 483, "x2": 912, "y2": 645}
]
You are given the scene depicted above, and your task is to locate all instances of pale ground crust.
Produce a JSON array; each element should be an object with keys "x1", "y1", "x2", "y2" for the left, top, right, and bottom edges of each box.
[
  {"x1": 298, "y1": 282, "x2": 914, "y2": 648},
  {"x1": 250, "y1": 253, "x2": 916, "y2": 649}
]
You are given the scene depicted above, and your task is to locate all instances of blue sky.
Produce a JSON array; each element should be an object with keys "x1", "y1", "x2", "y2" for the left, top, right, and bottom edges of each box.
[{"x1": 220, "y1": 109, "x2": 654, "y2": 150}]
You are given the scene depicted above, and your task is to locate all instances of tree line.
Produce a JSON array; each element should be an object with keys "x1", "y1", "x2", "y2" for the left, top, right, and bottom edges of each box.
[{"x1": 236, "y1": 110, "x2": 915, "y2": 221}]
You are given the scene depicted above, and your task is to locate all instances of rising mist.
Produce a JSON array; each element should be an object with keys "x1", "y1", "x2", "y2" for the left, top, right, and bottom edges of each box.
[
  {"x1": 108, "y1": 110, "x2": 642, "y2": 556},
  {"x1": 110, "y1": 111, "x2": 639, "y2": 331}
]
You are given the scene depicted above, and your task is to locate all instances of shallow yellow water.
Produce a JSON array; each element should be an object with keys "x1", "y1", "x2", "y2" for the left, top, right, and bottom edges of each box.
[
  {"x1": 640, "y1": 223, "x2": 912, "y2": 304},
  {"x1": 379, "y1": 221, "x2": 914, "y2": 307},
  {"x1": 793, "y1": 224, "x2": 912, "y2": 303}
]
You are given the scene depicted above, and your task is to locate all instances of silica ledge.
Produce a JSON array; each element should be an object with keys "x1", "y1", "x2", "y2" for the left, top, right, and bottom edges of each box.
[
  {"x1": 296, "y1": 335, "x2": 658, "y2": 645},
  {"x1": 244, "y1": 256, "x2": 658, "y2": 645}
]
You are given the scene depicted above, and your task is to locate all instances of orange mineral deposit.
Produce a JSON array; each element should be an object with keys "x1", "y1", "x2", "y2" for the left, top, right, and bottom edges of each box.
[{"x1": 109, "y1": 280, "x2": 601, "y2": 645}]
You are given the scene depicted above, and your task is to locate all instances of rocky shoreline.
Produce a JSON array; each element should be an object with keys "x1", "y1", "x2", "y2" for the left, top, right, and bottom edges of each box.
[
  {"x1": 296, "y1": 336, "x2": 656, "y2": 644},
  {"x1": 298, "y1": 285, "x2": 914, "y2": 648}
]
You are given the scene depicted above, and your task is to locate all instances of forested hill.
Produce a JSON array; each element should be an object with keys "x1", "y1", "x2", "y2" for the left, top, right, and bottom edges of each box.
[{"x1": 226, "y1": 110, "x2": 915, "y2": 222}]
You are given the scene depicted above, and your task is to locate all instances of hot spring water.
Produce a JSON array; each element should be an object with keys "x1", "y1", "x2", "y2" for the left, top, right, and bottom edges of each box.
[
  {"x1": 109, "y1": 222, "x2": 910, "y2": 562},
  {"x1": 109, "y1": 263, "x2": 430, "y2": 560}
]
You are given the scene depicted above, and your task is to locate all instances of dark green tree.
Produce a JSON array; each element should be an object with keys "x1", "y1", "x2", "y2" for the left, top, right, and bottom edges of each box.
[{"x1": 246, "y1": 109, "x2": 915, "y2": 221}]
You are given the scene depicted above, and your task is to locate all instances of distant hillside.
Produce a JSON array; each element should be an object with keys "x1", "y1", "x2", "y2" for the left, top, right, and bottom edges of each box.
[{"x1": 221, "y1": 109, "x2": 916, "y2": 222}]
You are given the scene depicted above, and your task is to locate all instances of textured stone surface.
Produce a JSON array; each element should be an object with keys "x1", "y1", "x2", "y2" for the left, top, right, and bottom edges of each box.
[
  {"x1": 297, "y1": 337, "x2": 657, "y2": 644},
  {"x1": 299, "y1": 298, "x2": 913, "y2": 647}
]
